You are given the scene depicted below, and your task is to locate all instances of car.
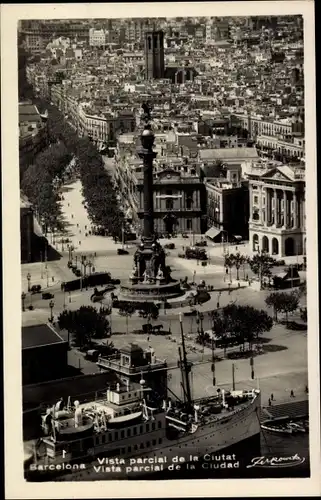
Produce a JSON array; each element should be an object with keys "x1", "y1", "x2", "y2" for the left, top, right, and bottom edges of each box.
[
  {"x1": 42, "y1": 292, "x2": 54, "y2": 300},
  {"x1": 31, "y1": 284, "x2": 42, "y2": 294},
  {"x1": 74, "y1": 269, "x2": 82, "y2": 277},
  {"x1": 85, "y1": 349, "x2": 100, "y2": 361}
]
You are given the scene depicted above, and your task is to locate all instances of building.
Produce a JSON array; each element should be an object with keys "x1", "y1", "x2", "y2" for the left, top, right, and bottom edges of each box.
[
  {"x1": 97, "y1": 343, "x2": 168, "y2": 400},
  {"x1": 145, "y1": 30, "x2": 165, "y2": 80},
  {"x1": 247, "y1": 164, "x2": 306, "y2": 257},
  {"x1": 136, "y1": 167, "x2": 206, "y2": 235},
  {"x1": 20, "y1": 193, "x2": 34, "y2": 263},
  {"x1": 89, "y1": 28, "x2": 106, "y2": 47},
  {"x1": 19, "y1": 102, "x2": 48, "y2": 169},
  {"x1": 22, "y1": 323, "x2": 69, "y2": 385},
  {"x1": 205, "y1": 167, "x2": 249, "y2": 241}
]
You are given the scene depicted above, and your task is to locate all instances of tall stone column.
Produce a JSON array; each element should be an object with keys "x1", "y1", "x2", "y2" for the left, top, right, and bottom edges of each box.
[
  {"x1": 282, "y1": 190, "x2": 287, "y2": 228},
  {"x1": 293, "y1": 192, "x2": 298, "y2": 229},
  {"x1": 273, "y1": 188, "x2": 277, "y2": 226},
  {"x1": 138, "y1": 127, "x2": 157, "y2": 242},
  {"x1": 266, "y1": 188, "x2": 271, "y2": 225}
]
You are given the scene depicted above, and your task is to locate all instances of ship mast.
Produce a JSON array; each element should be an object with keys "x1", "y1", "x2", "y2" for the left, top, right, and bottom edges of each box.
[{"x1": 178, "y1": 313, "x2": 193, "y2": 410}]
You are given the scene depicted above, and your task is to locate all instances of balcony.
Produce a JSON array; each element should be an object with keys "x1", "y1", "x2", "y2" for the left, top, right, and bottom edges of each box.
[{"x1": 97, "y1": 355, "x2": 167, "y2": 375}]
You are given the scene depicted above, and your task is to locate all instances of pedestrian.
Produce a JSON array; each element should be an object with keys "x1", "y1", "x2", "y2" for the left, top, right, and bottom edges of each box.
[
  {"x1": 290, "y1": 390, "x2": 295, "y2": 398},
  {"x1": 77, "y1": 223, "x2": 79, "y2": 227},
  {"x1": 268, "y1": 398, "x2": 271, "y2": 407},
  {"x1": 217, "y1": 302, "x2": 220, "y2": 309},
  {"x1": 270, "y1": 393, "x2": 274, "y2": 401},
  {"x1": 226, "y1": 268, "x2": 228, "y2": 275},
  {"x1": 79, "y1": 241, "x2": 81, "y2": 245},
  {"x1": 305, "y1": 385, "x2": 308, "y2": 393},
  {"x1": 52, "y1": 276, "x2": 54, "y2": 283},
  {"x1": 147, "y1": 336, "x2": 149, "y2": 342},
  {"x1": 85, "y1": 225, "x2": 87, "y2": 230},
  {"x1": 71, "y1": 214, "x2": 74, "y2": 219}
]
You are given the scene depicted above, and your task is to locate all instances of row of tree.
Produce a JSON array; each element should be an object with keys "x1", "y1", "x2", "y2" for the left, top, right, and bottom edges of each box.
[
  {"x1": 58, "y1": 306, "x2": 111, "y2": 349},
  {"x1": 201, "y1": 304, "x2": 273, "y2": 353},
  {"x1": 21, "y1": 141, "x2": 73, "y2": 234},
  {"x1": 265, "y1": 290, "x2": 301, "y2": 322},
  {"x1": 224, "y1": 251, "x2": 278, "y2": 284},
  {"x1": 33, "y1": 101, "x2": 125, "y2": 239}
]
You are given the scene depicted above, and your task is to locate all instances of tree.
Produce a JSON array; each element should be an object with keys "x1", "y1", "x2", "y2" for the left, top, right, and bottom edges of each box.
[
  {"x1": 213, "y1": 304, "x2": 273, "y2": 353},
  {"x1": 225, "y1": 253, "x2": 246, "y2": 281},
  {"x1": 278, "y1": 292, "x2": 300, "y2": 324},
  {"x1": 248, "y1": 252, "x2": 276, "y2": 288},
  {"x1": 265, "y1": 292, "x2": 283, "y2": 321},
  {"x1": 58, "y1": 306, "x2": 110, "y2": 348},
  {"x1": 224, "y1": 254, "x2": 234, "y2": 282}
]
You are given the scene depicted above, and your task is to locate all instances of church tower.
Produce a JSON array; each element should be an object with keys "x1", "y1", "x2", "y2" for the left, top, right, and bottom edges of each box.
[{"x1": 144, "y1": 30, "x2": 165, "y2": 80}]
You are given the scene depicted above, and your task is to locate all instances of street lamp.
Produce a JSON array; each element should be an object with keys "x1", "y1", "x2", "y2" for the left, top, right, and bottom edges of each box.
[
  {"x1": 49, "y1": 300, "x2": 54, "y2": 322},
  {"x1": 27, "y1": 273, "x2": 31, "y2": 292},
  {"x1": 21, "y1": 292, "x2": 26, "y2": 312}
]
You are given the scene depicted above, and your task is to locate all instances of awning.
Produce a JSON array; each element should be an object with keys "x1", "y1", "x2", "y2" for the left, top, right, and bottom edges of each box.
[{"x1": 205, "y1": 227, "x2": 221, "y2": 240}]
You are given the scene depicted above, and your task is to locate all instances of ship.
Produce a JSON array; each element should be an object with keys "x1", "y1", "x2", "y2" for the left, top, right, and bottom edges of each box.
[{"x1": 25, "y1": 317, "x2": 261, "y2": 481}]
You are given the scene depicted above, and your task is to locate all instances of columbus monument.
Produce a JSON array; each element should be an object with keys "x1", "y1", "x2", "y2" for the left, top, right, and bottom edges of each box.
[{"x1": 120, "y1": 104, "x2": 182, "y2": 301}]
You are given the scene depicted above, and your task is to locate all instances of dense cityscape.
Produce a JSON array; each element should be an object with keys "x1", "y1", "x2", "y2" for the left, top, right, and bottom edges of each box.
[{"x1": 18, "y1": 16, "x2": 309, "y2": 481}]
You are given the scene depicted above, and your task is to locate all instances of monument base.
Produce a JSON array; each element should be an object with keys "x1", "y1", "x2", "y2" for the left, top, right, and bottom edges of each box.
[{"x1": 120, "y1": 280, "x2": 183, "y2": 302}]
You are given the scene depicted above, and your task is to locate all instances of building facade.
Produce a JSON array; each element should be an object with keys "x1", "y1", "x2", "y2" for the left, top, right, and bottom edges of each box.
[
  {"x1": 136, "y1": 168, "x2": 206, "y2": 235},
  {"x1": 248, "y1": 165, "x2": 306, "y2": 258}
]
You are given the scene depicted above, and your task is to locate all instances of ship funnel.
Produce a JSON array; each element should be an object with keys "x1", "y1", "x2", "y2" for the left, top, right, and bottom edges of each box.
[
  {"x1": 194, "y1": 404, "x2": 200, "y2": 423},
  {"x1": 222, "y1": 389, "x2": 226, "y2": 408}
]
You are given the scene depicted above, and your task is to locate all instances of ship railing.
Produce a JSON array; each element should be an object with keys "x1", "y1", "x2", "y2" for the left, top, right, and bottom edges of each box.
[{"x1": 97, "y1": 357, "x2": 167, "y2": 374}]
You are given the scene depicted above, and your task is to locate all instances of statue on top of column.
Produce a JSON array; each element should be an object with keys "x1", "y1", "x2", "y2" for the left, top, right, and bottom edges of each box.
[{"x1": 141, "y1": 102, "x2": 152, "y2": 124}]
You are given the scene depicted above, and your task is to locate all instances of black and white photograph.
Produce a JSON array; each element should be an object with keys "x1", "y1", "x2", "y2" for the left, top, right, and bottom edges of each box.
[{"x1": 2, "y1": 1, "x2": 320, "y2": 498}]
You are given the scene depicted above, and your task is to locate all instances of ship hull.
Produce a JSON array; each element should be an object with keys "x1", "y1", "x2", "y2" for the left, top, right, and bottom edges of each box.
[{"x1": 42, "y1": 395, "x2": 261, "y2": 481}]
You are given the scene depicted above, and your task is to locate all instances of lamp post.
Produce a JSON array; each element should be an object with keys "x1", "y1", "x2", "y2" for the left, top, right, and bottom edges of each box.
[
  {"x1": 27, "y1": 273, "x2": 31, "y2": 292},
  {"x1": 21, "y1": 292, "x2": 26, "y2": 312},
  {"x1": 49, "y1": 300, "x2": 54, "y2": 322}
]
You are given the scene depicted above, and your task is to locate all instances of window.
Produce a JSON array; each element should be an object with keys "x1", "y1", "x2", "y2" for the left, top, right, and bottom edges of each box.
[
  {"x1": 152, "y1": 439, "x2": 157, "y2": 446},
  {"x1": 148, "y1": 37, "x2": 151, "y2": 50},
  {"x1": 158, "y1": 438, "x2": 163, "y2": 444},
  {"x1": 140, "y1": 442, "x2": 144, "y2": 449},
  {"x1": 128, "y1": 446, "x2": 132, "y2": 453},
  {"x1": 158, "y1": 421, "x2": 162, "y2": 429},
  {"x1": 140, "y1": 425, "x2": 143, "y2": 433},
  {"x1": 146, "y1": 441, "x2": 151, "y2": 447},
  {"x1": 187, "y1": 219, "x2": 192, "y2": 230},
  {"x1": 127, "y1": 429, "x2": 131, "y2": 438},
  {"x1": 115, "y1": 431, "x2": 118, "y2": 440},
  {"x1": 254, "y1": 196, "x2": 258, "y2": 204},
  {"x1": 133, "y1": 427, "x2": 137, "y2": 436},
  {"x1": 121, "y1": 447, "x2": 126, "y2": 454},
  {"x1": 152, "y1": 422, "x2": 156, "y2": 431},
  {"x1": 166, "y1": 198, "x2": 173, "y2": 210},
  {"x1": 186, "y1": 198, "x2": 193, "y2": 210},
  {"x1": 146, "y1": 423, "x2": 149, "y2": 432},
  {"x1": 134, "y1": 444, "x2": 138, "y2": 451}
]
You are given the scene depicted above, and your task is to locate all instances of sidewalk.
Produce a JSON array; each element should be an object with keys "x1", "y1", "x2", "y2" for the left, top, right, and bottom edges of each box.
[
  {"x1": 56, "y1": 180, "x2": 125, "y2": 254},
  {"x1": 21, "y1": 262, "x2": 60, "y2": 293}
]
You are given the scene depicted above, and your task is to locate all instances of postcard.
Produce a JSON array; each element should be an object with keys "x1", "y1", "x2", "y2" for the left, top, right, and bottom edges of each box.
[{"x1": 2, "y1": 1, "x2": 320, "y2": 498}]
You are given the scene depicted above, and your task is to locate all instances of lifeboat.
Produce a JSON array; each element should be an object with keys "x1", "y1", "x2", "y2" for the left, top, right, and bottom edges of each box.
[{"x1": 108, "y1": 411, "x2": 142, "y2": 426}]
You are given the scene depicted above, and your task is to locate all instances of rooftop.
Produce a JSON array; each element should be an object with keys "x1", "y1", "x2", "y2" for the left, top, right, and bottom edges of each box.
[{"x1": 22, "y1": 324, "x2": 66, "y2": 349}]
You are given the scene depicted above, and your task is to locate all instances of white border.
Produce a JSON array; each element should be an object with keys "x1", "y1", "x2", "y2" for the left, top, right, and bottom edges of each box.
[{"x1": 2, "y1": 2, "x2": 320, "y2": 498}]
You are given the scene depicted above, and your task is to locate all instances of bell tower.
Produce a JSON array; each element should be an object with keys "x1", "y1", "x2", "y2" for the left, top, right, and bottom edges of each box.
[{"x1": 145, "y1": 30, "x2": 165, "y2": 80}]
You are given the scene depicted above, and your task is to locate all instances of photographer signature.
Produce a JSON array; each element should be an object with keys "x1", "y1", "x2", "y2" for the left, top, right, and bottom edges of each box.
[{"x1": 247, "y1": 454, "x2": 305, "y2": 468}]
